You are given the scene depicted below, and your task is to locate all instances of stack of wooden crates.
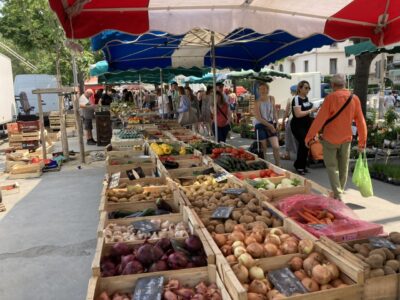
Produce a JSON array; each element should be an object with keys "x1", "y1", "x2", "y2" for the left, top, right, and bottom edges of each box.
[
  {"x1": 49, "y1": 111, "x2": 76, "y2": 131},
  {"x1": 7, "y1": 121, "x2": 40, "y2": 151}
]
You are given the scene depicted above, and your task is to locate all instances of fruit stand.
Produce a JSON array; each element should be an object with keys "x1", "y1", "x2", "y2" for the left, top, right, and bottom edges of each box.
[{"x1": 87, "y1": 120, "x2": 400, "y2": 300}]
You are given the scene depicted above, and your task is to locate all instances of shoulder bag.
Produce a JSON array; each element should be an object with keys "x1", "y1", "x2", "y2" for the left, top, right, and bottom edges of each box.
[{"x1": 321, "y1": 93, "x2": 353, "y2": 133}]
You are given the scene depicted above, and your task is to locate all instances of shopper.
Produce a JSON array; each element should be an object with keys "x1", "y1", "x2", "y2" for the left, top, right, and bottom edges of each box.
[
  {"x1": 211, "y1": 91, "x2": 231, "y2": 142},
  {"x1": 228, "y1": 88, "x2": 238, "y2": 123},
  {"x1": 156, "y1": 88, "x2": 169, "y2": 119},
  {"x1": 253, "y1": 83, "x2": 280, "y2": 166},
  {"x1": 281, "y1": 85, "x2": 299, "y2": 160},
  {"x1": 305, "y1": 74, "x2": 367, "y2": 200},
  {"x1": 200, "y1": 86, "x2": 213, "y2": 136},
  {"x1": 291, "y1": 80, "x2": 318, "y2": 175},
  {"x1": 170, "y1": 82, "x2": 180, "y2": 119},
  {"x1": 100, "y1": 88, "x2": 113, "y2": 106},
  {"x1": 79, "y1": 89, "x2": 96, "y2": 145},
  {"x1": 177, "y1": 86, "x2": 191, "y2": 127}
]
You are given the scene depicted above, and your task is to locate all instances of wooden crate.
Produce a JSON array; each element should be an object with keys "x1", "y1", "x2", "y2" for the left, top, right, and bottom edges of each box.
[
  {"x1": 221, "y1": 241, "x2": 363, "y2": 300},
  {"x1": 99, "y1": 203, "x2": 197, "y2": 233},
  {"x1": 203, "y1": 218, "x2": 315, "y2": 275},
  {"x1": 106, "y1": 160, "x2": 156, "y2": 175},
  {"x1": 9, "y1": 162, "x2": 43, "y2": 175},
  {"x1": 321, "y1": 236, "x2": 400, "y2": 299},
  {"x1": 91, "y1": 223, "x2": 214, "y2": 276},
  {"x1": 86, "y1": 265, "x2": 231, "y2": 300},
  {"x1": 105, "y1": 144, "x2": 146, "y2": 159},
  {"x1": 161, "y1": 157, "x2": 205, "y2": 169},
  {"x1": 231, "y1": 168, "x2": 287, "y2": 181},
  {"x1": 9, "y1": 133, "x2": 23, "y2": 142},
  {"x1": 7, "y1": 122, "x2": 19, "y2": 134},
  {"x1": 167, "y1": 165, "x2": 216, "y2": 179}
]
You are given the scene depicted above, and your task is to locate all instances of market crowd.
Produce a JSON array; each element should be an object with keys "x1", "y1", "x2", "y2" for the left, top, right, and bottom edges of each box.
[{"x1": 79, "y1": 73, "x2": 368, "y2": 200}]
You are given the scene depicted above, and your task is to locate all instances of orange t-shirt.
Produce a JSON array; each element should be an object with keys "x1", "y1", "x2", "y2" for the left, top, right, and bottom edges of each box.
[{"x1": 305, "y1": 89, "x2": 367, "y2": 147}]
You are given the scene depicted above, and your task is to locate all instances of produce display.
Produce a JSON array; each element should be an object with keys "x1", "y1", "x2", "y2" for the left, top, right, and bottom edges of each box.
[
  {"x1": 212, "y1": 225, "x2": 315, "y2": 262},
  {"x1": 159, "y1": 155, "x2": 202, "y2": 170},
  {"x1": 104, "y1": 220, "x2": 190, "y2": 243},
  {"x1": 150, "y1": 142, "x2": 192, "y2": 156},
  {"x1": 234, "y1": 169, "x2": 281, "y2": 179},
  {"x1": 95, "y1": 279, "x2": 222, "y2": 300},
  {"x1": 100, "y1": 236, "x2": 207, "y2": 277},
  {"x1": 214, "y1": 156, "x2": 267, "y2": 172},
  {"x1": 117, "y1": 129, "x2": 143, "y2": 139},
  {"x1": 246, "y1": 178, "x2": 301, "y2": 191},
  {"x1": 190, "y1": 140, "x2": 221, "y2": 155},
  {"x1": 108, "y1": 206, "x2": 175, "y2": 220},
  {"x1": 106, "y1": 185, "x2": 173, "y2": 203},
  {"x1": 341, "y1": 232, "x2": 400, "y2": 277},
  {"x1": 209, "y1": 147, "x2": 255, "y2": 160},
  {"x1": 230, "y1": 250, "x2": 348, "y2": 299}
]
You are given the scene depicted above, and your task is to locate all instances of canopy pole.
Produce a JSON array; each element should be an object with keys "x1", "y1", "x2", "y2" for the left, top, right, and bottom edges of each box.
[
  {"x1": 211, "y1": 31, "x2": 218, "y2": 142},
  {"x1": 139, "y1": 74, "x2": 142, "y2": 109},
  {"x1": 71, "y1": 52, "x2": 85, "y2": 163},
  {"x1": 160, "y1": 69, "x2": 165, "y2": 120},
  {"x1": 379, "y1": 53, "x2": 386, "y2": 119}
]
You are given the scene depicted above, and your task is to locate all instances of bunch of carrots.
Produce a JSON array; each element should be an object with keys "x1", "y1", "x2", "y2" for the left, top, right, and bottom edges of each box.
[{"x1": 296, "y1": 207, "x2": 335, "y2": 225}]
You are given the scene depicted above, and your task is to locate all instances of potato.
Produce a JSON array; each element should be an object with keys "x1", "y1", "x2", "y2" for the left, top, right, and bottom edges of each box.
[
  {"x1": 385, "y1": 260, "x2": 400, "y2": 272},
  {"x1": 369, "y1": 249, "x2": 386, "y2": 261},
  {"x1": 207, "y1": 225, "x2": 215, "y2": 232},
  {"x1": 382, "y1": 248, "x2": 395, "y2": 260},
  {"x1": 239, "y1": 193, "x2": 252, "y2": 204},
  {"x1": 392, "y1": 245, "x2": 400, "y2": 256},
  {"x1": 225, "y1": 220, "x2": 237, "y2": 233},
  {"x1": 389, "y1": 232, "x2": 400, "y2": 244},
  {"x1": 232, "y1": 211, "x2": 242, "y2": 221},
  {"x1": 272, "y1": 217, "x2": 283, "y2": 227},
  {"x1": 384, "y1": 266, "x2": 396, "y2": 275},
  {"x1": 239, "y1": 215, "x2": 254, "y2": 224},
  {"x1": 358, "y1": 245, "x2": 370, "y2": 257},
  {"x1": 255, "y1": 216, "x2": 271, "y2": 224},
  {"x1": 369, "y1": 268, "x2": 385, "y2": 278},
  {"x1": 247, "y1": 202, "x2": 259, "y2": 213},
  {"x1": 365, "y1": 254, "x2": 384, "y2": 269},
  {"x1": 215, "y1": 224, "x2": 225, "y2": 234},
  {"x1": 261, "y1": 210, "x2": 272, "y2": 218}
]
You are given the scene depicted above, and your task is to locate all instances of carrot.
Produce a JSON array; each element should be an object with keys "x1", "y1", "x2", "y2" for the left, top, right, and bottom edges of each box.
[
  {"x1": 298, "y1": 211, "x2": 317, "y2": 223},
  {"x1": 325, "y1": 218, "x2": 333, "y2": 224},
  {"x1": 326, "y1": 212, "x2": 335, "y2": 220},
  {"x1": 303, "y1": 207, "x2": 318, "y2": 217},
  {"x1": 303, "y1": 212, "x2": 321, "y2": 224}
]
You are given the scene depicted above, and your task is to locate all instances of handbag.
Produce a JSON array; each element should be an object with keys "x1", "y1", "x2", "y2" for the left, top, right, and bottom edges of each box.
[{"x1": 352, "y1": 151, "x2": 373, "y2": 197}]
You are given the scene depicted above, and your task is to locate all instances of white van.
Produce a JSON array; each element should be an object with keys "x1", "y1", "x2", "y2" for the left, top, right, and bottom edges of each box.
[
  {"x1": 14, "y1": 74, "x2": 58, "y2": 116},
  {"x1": 0, "y1": 53, "x2": 17, "y2": 124}
]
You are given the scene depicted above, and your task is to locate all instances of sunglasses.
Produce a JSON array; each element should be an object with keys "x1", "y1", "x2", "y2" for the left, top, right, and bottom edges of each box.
[{"x1": 302, "y1": 86, "x2": 311, "y2": 90}]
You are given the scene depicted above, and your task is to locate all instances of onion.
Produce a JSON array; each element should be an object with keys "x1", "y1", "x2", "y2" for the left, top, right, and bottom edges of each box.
[
  {"x1": 234, "y1": 246, "x2": 247, "y2": 258},
  {"x1": 270, "y1": 228, "x2": 283, "y2": 236},
  {"x1": 148, "y1": 260, "x2": 168, "y2": 272},
  {"x1": 308, "y1": 252, "x2": 323, "y2": 263},
  {"x1": 226, "y1": 255, "x2": 237, "y2": 264},
  {"x1": 185, "y1": 235, "x2": 203, "y2": 252},
  {"x1": 294, "y1": 270, "x2": 307, "y2": 281},
  {"x1": 221, "y1": 244, "x2": 232, "y2": 256},
  {"x1": 111, "y1": 242, "x2": 131, "y2": 256},
  {"x1": 121, "y1": 260, "x2": 144, "y2": 275},
  {"x1": 331, "y1": 278, "x2": 343, "y2": 287},
  {"x1": 213, "y1": 233, "x2": 227, "y2": 247},
  {"x1": 279, "y1": 233, "x2": 291, "y2": 242},
  {"x1": 303, "y1": 256, "x2": 320, "y2": 276},
  {"x1": 151, "y1": 245, "x2": 164, "y2": 262},
  {"x1": 298, "y1": 239, "x2": 314, "y2": 255},
  {"x1": 249, "y1": 266, "x2": 265, "y2": 280},
  {"x1": 312, "y1": 264, "x2": 332, "y2": 285},
  {"x1": 156, "y1": 238, "x2": 172, "y2": 251},
  {"x1": 233, "y1": 224, "x2": 247, "y2": 234},
  {"x1": 301, "y1": 277, "x2": 319, "y2": 292},
  {"x1": 168, "y1": 252, "x2": 189, "y2": 269},
  {"x1": 232, "y1": 241, "x2": 245, "y2": 249},
  {"x1": 281, "y1": 240, "x2": 298, "y2": 254},
  {"x1": 320, "y1": 284, "x2": 333, "y2": 290},
  {"x1": 163, "y1": 290, "x2": 178, "y2": 300},
  {"x1": 232, "y1": 263, "x2": 249, "y2": 283},
  {"x1": 248, "y1": 280, "x2": 268, "y2": 294},
  {"x1": 247, "y1": 292, "x2": 265, "y2": 300},
  {"x1": 289, "y1": 256, "x2": 303, "y2": 271},
  {"x1": 195, "y1": 281, "x2": 208, "y2": 294},
  {"x1": 238, "y1": 253, "x2": 255, "y2": 268},
  {"x1": 136, "y1": 244, "x2": 155, "y2": 266},
  {"x1": 246, "y1": 243, "x2": 264, "y2": 258},
  {"x1": 244, "y1": 235, "x2": 257, "y2": 246},
  {"x1": 326, "y1": 262, "x2": 340, "y2": 280},
  {"x1": 263, "y1": 243, "x2": 278, "y2": 257},
  {"x1": 267, "y1": 290, "x2": 280, "y2": 299},
  {"x1": 264, "y1": 234, "x2": 280, "y2": 246},
  {"x1": 191, "y1": 255, "x2": 207, "y2": 267},
  {"x1": 176, "y1": 288, "x2": 195, "y2": 299},
  {"x1": 120, "y1": 254, "x2": 135, "y2": 270},
  {"x1": 250, "y1": 232, "x2": 263, "y2": 243},
  {"x1": 230, "y1": 230, "x2": 245, "y2": 242},
  {"x1": 252, "y1": 224, "x2": 265, "y2": 235}
]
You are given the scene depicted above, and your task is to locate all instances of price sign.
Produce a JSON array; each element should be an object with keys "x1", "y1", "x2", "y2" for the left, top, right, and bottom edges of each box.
[
  {"x1": 369, "y1": 237, "x2": 396, "y2": 250},
  {"x1": 132, "y1": 220, "x2": 160, "y2": 233},
  {"x1": 132, "y1": 276, "x2": 164, "y2": 300},
  {"x1": 268, "y1": 267, "x2": 308, "y2": 297},
  {"x1": 213, "y1": 172, "x2": 229, "y2": 183},
  {"x1": 223, "y1": 188, "x2": 246, "y2": 195},
  {"x1": 108, "y1": 172, "x2": 121, "y2": 189},
  {"x1": 211, "y1": 206, "x2": 234, "y2": 219},
  {"x1": 308, "y1": 224, "x2": 328, "y2": 230}
]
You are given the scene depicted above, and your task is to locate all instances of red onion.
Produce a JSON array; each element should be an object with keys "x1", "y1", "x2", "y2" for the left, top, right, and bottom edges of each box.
[
  {"x1": 148, "y1": 260, "x2": 168, "y2": 272},
  {"x1": 137, "y1": 244, "x2": 155, "y2": 266},
  {"x1": 191, "y1": 255, "x2": 207, "y2": 267},
  {"x1": 121, "y1": 260, "x2": 144, "y2": 275},
  {"x1": 111, "y1": 242, "x2": 130, "y2": 256},
  {"x1": 185, "y1": 235, "x2": 202, "y2": 252},
  {"x1": 156, "y1": 237, "x2": 172, "y2": 251},
  {"x1": 168, "y1": 252, "x2": 189, "y2": 269}
]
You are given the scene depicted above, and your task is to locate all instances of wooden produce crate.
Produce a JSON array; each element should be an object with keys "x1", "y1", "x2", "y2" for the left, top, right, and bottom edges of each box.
[
  {"x1": 106, "y1": 158, "x2": 156, "y2": 175},
  {"x1": 160, "y1": 156, "x2": 205, "y2": 169},
  {"x1": 105, "y1": 144, "x2": 147, "y2": 159},
  {"x1": 232, "y1": 168, "x2": 287, "y2": 181},
  {"x1": 7, "y1": 122, "x2": 19, "y2": 134},
  {"x1": 321, "y1": 236, "x2": 400, "y2": 299},
  {"x1": 22, "y1": 131, "x2": 40, "y2": 141},
  {"x1": 17, "y1": 120, "x2": 40, "y2": 132},
  {"x1": 9, "y1": 142, "x2": 23, "y2": 150},
  {"x1": 203, "y1": 218, "x2": 316, "y2": 275},
  {"x1": 221, "y1": 241, "x2": 363, "y2": 300},
  {"x1": 99, "y1": 180, "x2": 182, "y2": 212},
  {"x1": 98, "y1": 206, "x2": 190, "y2": 239},
  {"x1": 167, "y1": 165, "x2": 216, "y2": 179},
  {"x1": 86, "y1": 265, "x2": 231, "y2": 300},
  {"x1": 8, "y1": 162, "x2": 43, "y2": 179},
  {"x1": 91, "y1": 222, "x2": 214, "y2": 276},
  {"x1": 8, "y1": 133, "x2": 23, "y2": 142},
  {"x1": 111, "y1": 137, "x2": 145, "y2": 151}
]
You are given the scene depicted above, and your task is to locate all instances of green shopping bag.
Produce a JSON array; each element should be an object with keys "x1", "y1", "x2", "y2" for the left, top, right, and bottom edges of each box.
[{"x1": 352, "y1": 152, "x2": 373, "y2": 197}]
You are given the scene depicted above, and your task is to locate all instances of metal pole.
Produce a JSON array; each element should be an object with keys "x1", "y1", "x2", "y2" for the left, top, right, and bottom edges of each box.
[
  {"x1": 139, "y1": 74, "x2": 142, "y2": 109},
  {"x1": 160, "y1": 69, "x2": 164, "y2": 120},
  {"x1": 37, "y1": 94, "x2": 47, "y2": 160},
  {"x1": 56, "y1": 52, "x2": 69, "y2": 160},
  {"x1": 71, "y1": 53, "x2": 85, "y2": 163},
  {"x1": 379, "y1": 52, "x2": 386, "y2": 118},
  {"x1": 211, "y1": 32, "x2": 218, "y2": 142}
]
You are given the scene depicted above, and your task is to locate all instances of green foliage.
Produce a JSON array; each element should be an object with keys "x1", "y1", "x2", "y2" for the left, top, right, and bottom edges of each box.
[
  {"x1": 384, "y1": 108, "x2": 398, "y2": 128},
  {"x1": 370, "y1": 163, "x2": 400, "y2": 180},
  {"x1": 0, "y1": 0, "x2": 97, "y2": 86}
]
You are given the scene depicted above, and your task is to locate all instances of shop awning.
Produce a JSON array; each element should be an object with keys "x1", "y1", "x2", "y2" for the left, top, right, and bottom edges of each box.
[{"x1": 345, "y1": 40, "x2": 400, "y2": 57}]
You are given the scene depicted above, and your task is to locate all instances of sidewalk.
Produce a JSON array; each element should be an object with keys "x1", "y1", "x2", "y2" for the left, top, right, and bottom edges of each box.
[{"x1": 228, "y1": 133, "x2": 400, "y2": 233}]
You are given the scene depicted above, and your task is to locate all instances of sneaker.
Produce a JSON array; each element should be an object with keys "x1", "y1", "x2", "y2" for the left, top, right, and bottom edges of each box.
[
  {"x1": 296, "y1": 169, "x2": 306, "y2": 175},
  {"x1": 90, "y1": 138, "x2": 97, "y2": 143},
  {"x1": 87, "y1": 140, "x2": 96, "y2": 145}
]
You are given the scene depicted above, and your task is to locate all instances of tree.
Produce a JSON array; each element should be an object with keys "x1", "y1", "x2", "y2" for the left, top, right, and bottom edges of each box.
[{"x1": 0, "y1": 0, "x2": 99, "y2": 87}]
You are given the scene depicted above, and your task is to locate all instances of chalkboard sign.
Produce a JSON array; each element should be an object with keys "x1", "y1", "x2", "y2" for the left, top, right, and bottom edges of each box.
[
  {"x1": 213, "y1": 172, "x2": 229, "y2": 182},
  {"x1": 369, "y1": 237, "x2": 396, "y2": 250},
  {"x1": 223, "y1": 188, "x2": 246, "y2": 195},
  {"x1": 132, "y1": 220, "x2": 160, "y2": 233},
  {"x1": 308, "y1": 224, "x2": 328, "y2": 230},
  {"x1": 132, "y1": 275, "x2": 164, "y2": 300},
  {"x1": 268, "y1": 267, "x2": 308, "y2": 297},
  {"x1": 126, "y1": 167, "x2": 146, "y2": 180},
  {"x1": 211, "y1": 206, "x2": 234, "y2": 219},
  {"x1": 108, "y1": 172, "x2": 121, "y2": 188}
]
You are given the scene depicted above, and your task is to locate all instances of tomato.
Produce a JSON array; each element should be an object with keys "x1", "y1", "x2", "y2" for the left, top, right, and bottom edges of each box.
[
  {"x1": 232, "y1": 149, "x2": 239, "y2": 156},
  {"x1": 270, "y1": 172, "x2": 280, "y2": 177},
  {"x1": 235, "y1": 172, "x2": 244, "y2": 179},
  {"x1": 225, "y1": 147, "x2": 232, "y2": 153},
  {"x1": 248, "y1": 174, "x2": 258, "y2": 179},
  {"x1": 210, "y1": 153, "x2": 217, "y2": 159},
  {"x1": 212, "y1": 148, "x2": 219, "y2": 154},
  {"x1": 238, "y1": 148, "x2": 245, "y2": 154},
  {"x1": 259, "y1": 170, "x2": 271, "y2": 178}
]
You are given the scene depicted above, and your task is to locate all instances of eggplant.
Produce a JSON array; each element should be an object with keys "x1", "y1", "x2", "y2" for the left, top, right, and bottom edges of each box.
[
  {"x1": 156, "y1": 198, "x2": 173, "y2": 212},
  {"x1": 164, "y1": 161, "x2": 179, "y2": 169}
]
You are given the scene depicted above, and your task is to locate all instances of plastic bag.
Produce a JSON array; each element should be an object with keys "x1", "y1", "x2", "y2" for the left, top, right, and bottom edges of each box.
[{"x1": 352, "y1": 152, "x2": 373, "y2": 197}]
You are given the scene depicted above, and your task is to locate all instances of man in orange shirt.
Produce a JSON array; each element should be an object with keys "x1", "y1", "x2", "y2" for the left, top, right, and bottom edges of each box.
[{"x1": 305, "y1": 74, "x2": 367, "y2": 200}]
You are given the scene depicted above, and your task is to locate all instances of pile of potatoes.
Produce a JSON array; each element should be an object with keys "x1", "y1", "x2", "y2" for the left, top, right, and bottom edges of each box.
[
  {"x1": 342, "y1": 232, "x2": 400, "y2": 278},
  {"x1": 106, "y1": 185, "x2": 173, "y2": 203}
]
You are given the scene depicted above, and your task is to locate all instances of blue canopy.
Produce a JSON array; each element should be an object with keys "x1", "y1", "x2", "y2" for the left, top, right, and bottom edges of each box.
[{"x1": 91, "y1": 28, "x2": 336, "y2": 72}]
